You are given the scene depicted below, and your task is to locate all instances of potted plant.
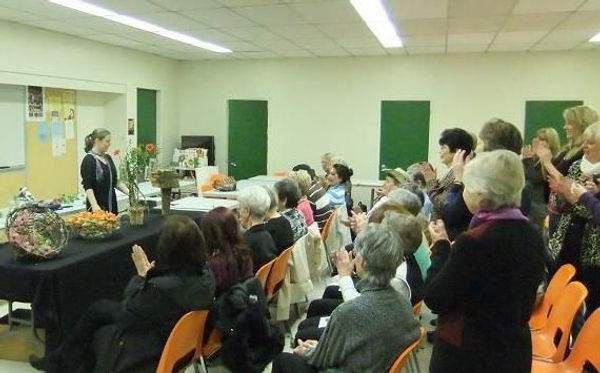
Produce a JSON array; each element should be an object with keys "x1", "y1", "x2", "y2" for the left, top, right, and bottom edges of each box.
[{"x1": 115, "y1": 144, "x2": 157, "y2": 225}]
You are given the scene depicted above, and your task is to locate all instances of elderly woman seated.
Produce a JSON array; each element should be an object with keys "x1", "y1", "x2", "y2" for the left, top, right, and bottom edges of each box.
[
  {"x1": 272, "y1": 224, "x2": 421, "y2": 373},
  {"x1": 264, "y1": 186, "x2": 295, "y2": 254},
  {"x1": 292, "y1": 164, "x2": 334, "y2": 231},
  {"x1": 274, "y1": 178, "x2": 309, "y2": 241},
  {"x1": 425, "y1": 150, "x2": 545, "y2": 373},
  {"x1": 238, "y1": 186, "x2": 278, "y2": 272}
]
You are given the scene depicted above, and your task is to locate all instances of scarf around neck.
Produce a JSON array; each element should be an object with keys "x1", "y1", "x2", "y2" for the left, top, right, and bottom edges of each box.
[
  {"x1": 579, "y1": 156, "x2": 600, "y2": 175},
  {"x1": 469, "y1": 207, "x2": 528, "y2": 230}
]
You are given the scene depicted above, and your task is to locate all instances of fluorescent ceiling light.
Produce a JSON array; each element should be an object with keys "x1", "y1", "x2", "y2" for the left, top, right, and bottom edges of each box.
[
  {"x1": 48, "y1": 0, "x2": 231, "y2": 53},
  {"x1": 350, "y1": 0, "x2": 402, "y2": 48},
  {"x1": 591, "y1": 32, "x2": 600, "y2": 42}
]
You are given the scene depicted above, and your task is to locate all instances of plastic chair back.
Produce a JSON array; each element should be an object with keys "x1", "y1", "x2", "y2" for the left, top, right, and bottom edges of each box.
[
  {"x1": 412, "y1": 301, "x2": 423, "y2": 316},
  {"x1": 265, "y1": 245, "x2": 294, "y2": 301},
  {"x1": 388, "y1": 327, "x2": 424, "y2": 373},
  {"x1": 156, "y1": 310, "x2": 209, "y2": 373},
  {"x1": 530, "y1": 264, "x2": 576, "y2": 330},
  {"x1": 532, "y1": 281, "x2": 588, "y2": 362},
  {"x1": 321, "y1": 209, "x2": 337, "y2": 243},
  {"x1": 255, "y1": 258, "x2": 276, "y2": 291}
]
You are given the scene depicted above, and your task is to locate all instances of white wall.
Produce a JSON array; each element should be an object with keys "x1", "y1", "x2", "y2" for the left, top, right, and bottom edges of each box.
[
  {"x1": 0, "y1": 19, "x2": 180, "y2": 167},
  {"x1": 178, "y1": 52, "x2": 600, "y2": 183}
]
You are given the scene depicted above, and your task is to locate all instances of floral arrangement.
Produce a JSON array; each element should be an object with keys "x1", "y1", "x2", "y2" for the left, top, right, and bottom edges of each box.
[
  {"x1": 6, "y1": 204, "x2": 68, "y2": 260},
  {"x1": 114, "y1": 143, "x2": 158, "y2": 206},
  {"x1": 67, "y1": 210, "x2": 120, "y2": 240}
]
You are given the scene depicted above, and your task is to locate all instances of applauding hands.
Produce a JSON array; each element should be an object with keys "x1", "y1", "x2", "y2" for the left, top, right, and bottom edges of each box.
[{"x1": 131, "y1": 244, "x2": 154, "y2": 277}]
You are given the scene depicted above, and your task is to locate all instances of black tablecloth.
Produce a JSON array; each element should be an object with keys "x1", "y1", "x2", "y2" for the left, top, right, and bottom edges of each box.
[{"x1": 0, "y1": 210, "x2": 203, "y2": 353}]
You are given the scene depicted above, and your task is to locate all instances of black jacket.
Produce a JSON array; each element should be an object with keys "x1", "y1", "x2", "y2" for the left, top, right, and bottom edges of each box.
[
  {"x1": 93, "y1": 267, "x2": 215, "y2": 373},
  {"x1": 244, "y1": 224, "x2": 277, "y2": 273}
]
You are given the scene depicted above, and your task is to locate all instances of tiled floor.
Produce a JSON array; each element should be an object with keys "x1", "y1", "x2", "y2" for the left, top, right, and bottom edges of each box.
[{"x1": 0, "y1": 280, "x2": 435, "y2": 373}]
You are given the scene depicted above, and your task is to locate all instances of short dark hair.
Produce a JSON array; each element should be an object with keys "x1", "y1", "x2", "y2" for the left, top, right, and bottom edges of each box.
[
  {"x1": 439, "y1": 128, "x2": 474, "y2": 155},
  {"x1": 479, "y1": 118, "x2": 523, "y2": 155},
  {"x1": 292, "y1": 164, "x2": 316, "y2": 180},
  {"x1": 401, "y1": 183, "x2": 425, "y2": 208},
  {"x1": 275, "y1": 178, "x2": 302, "y2": 208},
  {"x1": 155, "y1": 215, "x2": 207, "y2": 272},
  {"x1": 332, "y1": 163, "x2": 353, "y2": 184},
  {"x1": 412, "y1": 172, "x2": 427, "y2": 188}
]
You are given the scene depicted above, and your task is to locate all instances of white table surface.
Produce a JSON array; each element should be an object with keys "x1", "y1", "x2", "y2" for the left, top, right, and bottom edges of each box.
[
  {"x1": 202, "y1": 189, "x2": 239, "y2": 199},
  {"x1": 248, "y1": 175, "x2": 284, "y2": 182},
  {"x1": 168, "y1": 196, "x2": 239, "y2": 211}
]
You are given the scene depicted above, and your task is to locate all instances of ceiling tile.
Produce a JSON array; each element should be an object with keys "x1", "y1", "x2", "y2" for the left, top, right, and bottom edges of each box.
[
  {"x1": 83, "y1": 34, "x2": 147, "y2": 48},
  {"x1": 68, "y1": 16, "x2": 144, "y2": 33},
  {"x1": 294, "y1": 38, "x2": 340, "y2": 49},
  {"x1": 0, "y1": 6, "x2": 42, "y2": 21},
  {"x1": 448, "y1": 0, "x2": 518, "y2": 17},
  {"x1": 185, "y1": 8, "x2": 255, "y2": 27},
  {"x1": 217, "y1": 0, "x2": 281, "y2": 6},
  {"x1": 386, "y1": 0, "x2": 448, "y2": 20},
  {"x1": 397, "y1": 18, "x2": 448, "y2": 36},
  {"x1": 310, "y1": 48, "x2": 351, "y2": 57},
  {"x1": 269, "y1": 24, "x2": 326, "y2": 38},
  {"x1": 493, "y1": 31, "x2": 547, "y2": 44},
  {"x1": 572, "y1": 41, "x2": 600, "y2": 50},
  {"x1": 530, "y1": 42, "x2": 575, "y2": 51},
  {"x1": 89, "y1": 0, "x2": 166, "y2": 14},
  {"x1": 405, "y1": 45, "x2": 446, "y2": 54},
  {"x1": 557, "y1": 11, "x2": 600, "y2": 30},
  {"x1": 541, "y1": 29, "x2": 598, "y2": 43},
  {"x1": 335, "y1": 36, "x2": 381, "y2": 48},
  {"x1": 447, "y1": 33, "x2": 495, "y2": 45},
  {"x1": 278, "y1": 50, "x2": 313, "y2": 57},
  {"x1": 232, "y1": 51, "x2": 278, "y2": 59},
  {"x1": 317, "y1": 22, "x2": 372, "y2": 38},
  {"x1": 122, "y1": 31, "x2": 182, "y2": 45},
  {"x1": 513, "y1": 0, "x2": 585, "y2": 14},
  {"x1": 402, "y1": 35, "x2": 446, "y2": 46},
  {"x1": 136, "y1": 12, "x2": 210, "y2": 31},
  {"x1": 234, "y1": 4, "x2": 306, "y2": 26},
  {"x1": 488, "y1": 42, "x2": 532, "y2": 51},
  {"x1": 253, "y1": 39, "x2": 303, "y2": 51},
  {"x1": 447, "y1": 43, "x2": 489, "y2": 53},
  {"x1": 185, "y1": 28, "x2": 241, "y2": 43},
  {"x1": 147, "y1": 0, "x2": 222, "y2": 11},
  {"x1": 8, "y1": 1, "x2": 90, "y2": 19},
  {"x1": 220, "y1": 26, "x2": 279, "y2": 41},
  {"x1": 448, "y1": 16, "x2": 505, "y2": 34},
  {"x1": 22, "y1": 19, "x2": 98, "y2": 36},
  {"x1": 347, "y1": 47, "x2": 389, "y2": 56},
  {"x1": 290, "y1": 1, "x2": 361, "y2": 24},
  {"x1": 503, "y1": 13, "x2": 570, "y2": 31},
  {"x1": 219, "y1": 40, "x2": 263, "y2": 51},
  {"x1": 581, "y1": 0, "x2": 600, "y2": 10}
]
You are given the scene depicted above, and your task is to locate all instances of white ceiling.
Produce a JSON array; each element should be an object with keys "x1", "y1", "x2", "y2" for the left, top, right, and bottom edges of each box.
[{"x1": 1, "y1": 0, "x2": 599, "y2": 60}]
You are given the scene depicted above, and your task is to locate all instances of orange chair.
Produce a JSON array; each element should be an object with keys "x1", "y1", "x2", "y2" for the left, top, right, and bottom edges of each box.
[
  {"x1": 532, "y1": 308, "x2": 600, "y2": 373},
  {"x1": 156, "y1": 310, "x2": 209, "y2": 373},
  {"x1": 530, "y1": 264, "x2": 577, "y2": 330},
  {"x1": 255, "y1": 258, "x2": 276, "y2": 291},
  {"x1": 201, "y1": 329, "x2": 222, "y2": 361},
  {"x1": 321, "y1": 210, "x2": 337, "y2": 243},
  {"x1": 388, "y1": 327, "x2": 425, "y2": 373},
  {"x1": 265, "y1": 246, "x2": 294, "y2": 301},
  {"x1": 412, "y1": 301, "x2": 423, "y2": 317},
  {"x1": 532, "y1": 281, "x2": 588, "y2": 363},
  {"x1": 273, "y1": 171, "x2": 288, "y2": 177}
]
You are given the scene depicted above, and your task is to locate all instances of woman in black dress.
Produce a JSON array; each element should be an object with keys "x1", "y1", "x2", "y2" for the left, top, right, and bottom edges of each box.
[{"x1": 81, "y1": 129, "x2": 128, "y2": 214}]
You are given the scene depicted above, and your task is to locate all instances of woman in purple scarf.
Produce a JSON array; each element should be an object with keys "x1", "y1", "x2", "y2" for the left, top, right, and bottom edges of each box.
[{"x1": 424, "y1": 150, "x2": 546, "y2": 373}]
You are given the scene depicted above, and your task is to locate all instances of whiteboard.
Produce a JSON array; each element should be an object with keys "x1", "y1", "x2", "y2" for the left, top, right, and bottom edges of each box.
[{"x1": 0, "y1": 84, "x2": 25, "y2": 168}]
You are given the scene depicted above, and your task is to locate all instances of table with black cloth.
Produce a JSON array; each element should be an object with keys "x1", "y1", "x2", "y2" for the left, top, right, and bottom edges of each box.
[{"x1": 0, "y1": 210, "x2": 203, "y2": 354}]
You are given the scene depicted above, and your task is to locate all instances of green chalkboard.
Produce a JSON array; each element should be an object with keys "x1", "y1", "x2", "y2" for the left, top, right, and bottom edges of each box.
[
  {"x1": 379, "y1": 101, "x2": 430, "y2": 179},
  {"x1": 137, "y1": 88, "x2": 157, "y2": 146},
  {"x1": 524, "y1": 100, "x2": 583, "y2": 145}
]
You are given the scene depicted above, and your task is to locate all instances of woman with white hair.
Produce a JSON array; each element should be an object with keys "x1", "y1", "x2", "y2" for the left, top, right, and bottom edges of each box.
[
  {"x1": 238, "y1": 186, "x2": 278, "y2": 273},
  {"x1": 273, "y1": 224, "x2": 421, "y2": 373},
  {"x1": 546, "y1": 121, "x2": 600, "y2": 316},
  {"x1": 425, "y1": 150, "x2": 545, "y2": 373}
]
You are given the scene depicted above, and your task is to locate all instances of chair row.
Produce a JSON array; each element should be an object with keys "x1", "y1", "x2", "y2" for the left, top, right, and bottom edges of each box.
[{"x1": 529, "y1": 263, "x2": 600, "y2": 372}]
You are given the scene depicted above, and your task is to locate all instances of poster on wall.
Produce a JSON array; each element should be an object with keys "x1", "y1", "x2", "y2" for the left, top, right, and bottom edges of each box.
[
  {"x1": 26, "y1": 86, "x2": 44, "y2": 121},
  {"x1": 128, "y1": 118, "x2": 135, "y2": 135}
]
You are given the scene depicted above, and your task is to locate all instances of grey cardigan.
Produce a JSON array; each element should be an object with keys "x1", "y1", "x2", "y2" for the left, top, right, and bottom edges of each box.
[{"x1": 305, "y1": 283, "x2": 420, "y2": 373}]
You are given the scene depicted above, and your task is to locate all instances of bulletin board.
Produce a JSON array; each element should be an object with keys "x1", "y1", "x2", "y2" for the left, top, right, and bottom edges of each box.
[{"x1": 25, "y1": 88, "x2": 78, "y2": 200}]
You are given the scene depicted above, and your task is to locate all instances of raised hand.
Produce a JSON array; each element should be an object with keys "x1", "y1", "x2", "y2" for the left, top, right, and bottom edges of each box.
[
  {"x1": 429, "y1": 219, "x2": 450, "y2": 244},
  {"x1": 451, "y1": 149, "x2": 467, "y2": 182},
  {"x1": 131, "y1": 244, "x2": 153, "y2": 277}
]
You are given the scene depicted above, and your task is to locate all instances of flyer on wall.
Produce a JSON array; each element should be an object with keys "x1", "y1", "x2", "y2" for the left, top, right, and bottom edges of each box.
[{"x1": 26, "y1": 86, "x2": 44, "y2": 122}]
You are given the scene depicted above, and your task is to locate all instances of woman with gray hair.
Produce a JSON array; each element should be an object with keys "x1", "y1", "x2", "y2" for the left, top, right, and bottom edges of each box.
[
  {"x1": 238, "y1": 186, "x2": 278, "y2": 273},
  {"x1": 274, "y1": 178, "x2": 309, "y2": 241},
  {"x1": 425, "y1": 150, "x2": 545, "y2": 373},
  {"x1": 273, "y1": 224, "x2": 421, "y2": 373}
]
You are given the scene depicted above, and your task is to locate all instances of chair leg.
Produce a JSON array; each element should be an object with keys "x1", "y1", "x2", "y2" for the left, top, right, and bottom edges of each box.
[
  {"x1": 193, "y1": 357, "x2": 208, "y2": 373},
  {"x1": 411, "y1": 351, "x2": 422, "y2": 373}
]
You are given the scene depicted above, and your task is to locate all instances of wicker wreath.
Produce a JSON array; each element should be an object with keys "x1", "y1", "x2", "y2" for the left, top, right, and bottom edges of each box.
[{"x1": 6, "y1": 204, "x2": 68, "y2": 260}]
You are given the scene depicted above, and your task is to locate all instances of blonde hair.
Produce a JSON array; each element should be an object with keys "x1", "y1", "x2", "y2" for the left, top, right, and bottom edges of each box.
[
  {"x1": 563, "y1": 105, "x2": 599, "y2": 159},
  {"x1": 287, "y1": 170, "x2": 312, "y2": 196},
  {"x1": 535, "y1": 127, "x2": 561, "y2": 157},
  {"x1": 331, "y1": 156, "x2": 347, "y2": 167},
  {"x1": 321, "y1": 152, "x2": 335, "y2": 162},
  {"x1": 583, "y1": 122, "x2": 600, "y2": 143}
]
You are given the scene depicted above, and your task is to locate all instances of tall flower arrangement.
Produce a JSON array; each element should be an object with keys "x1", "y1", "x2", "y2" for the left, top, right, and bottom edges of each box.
[{"x1": 114, "y1": 143, "x2": 158, "y2": 206}]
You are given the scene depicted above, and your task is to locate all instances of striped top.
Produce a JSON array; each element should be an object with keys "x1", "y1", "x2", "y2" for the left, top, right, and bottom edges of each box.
[{"x1": 307, "y1": 182, "x2": 333, "y2": 231}]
